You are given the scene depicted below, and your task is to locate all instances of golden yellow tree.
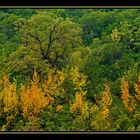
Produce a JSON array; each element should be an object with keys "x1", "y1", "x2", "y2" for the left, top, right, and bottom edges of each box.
[
  {"x1": 70, "y1": 67, "x2": 89, "y2": 120},
  {"x1": 99, "y1": 84, "x2": 112, "y2": 119},
  {"x1": 21, "y1": 69, "x2": 47, "y2": 121},
  {"x1": 70, "y1": 90, "x2": 89, "y2": 120},
  {"x1": 42, "y1": 69, "x2": 65, "y2": 107},
  {"x1": 121, "y1": 77, "x2": 136, "y2": 113},
  {"x1": 90, "y1": 84, "x2": 112, "y2": 131},
  {"x1": 0, "y1": 75, "x2": 19, "y2": 130},
  {"x1": 69, "y1": 67, "x2": 87, "y2": 91}
]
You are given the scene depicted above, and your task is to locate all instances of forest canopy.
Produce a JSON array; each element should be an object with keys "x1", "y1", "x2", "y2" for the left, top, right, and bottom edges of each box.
[{"x1": 0, "y1": 9, "x2": 140, "y2": 131}]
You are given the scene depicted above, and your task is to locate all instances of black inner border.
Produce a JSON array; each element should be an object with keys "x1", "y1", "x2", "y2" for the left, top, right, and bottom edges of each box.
[{"x1": 0, "y1": 0, "x2": 140, "y2": 6}]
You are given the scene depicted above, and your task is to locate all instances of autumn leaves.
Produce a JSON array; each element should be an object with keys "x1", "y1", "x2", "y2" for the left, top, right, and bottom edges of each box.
[
  {"x1": 0, "y1": 69, "x2": 65, "y2": 130},
  {"x1": 1, "y1": 66, "x2": 140, "y2": 131},
  {"x1": 121, "y1": 76, "x2": 140, "y2": 113}
]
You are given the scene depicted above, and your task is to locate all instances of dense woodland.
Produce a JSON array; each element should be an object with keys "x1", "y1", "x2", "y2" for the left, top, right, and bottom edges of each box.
[{"x1": 1, "y1": 9, "x2": 140, "y2": 131}]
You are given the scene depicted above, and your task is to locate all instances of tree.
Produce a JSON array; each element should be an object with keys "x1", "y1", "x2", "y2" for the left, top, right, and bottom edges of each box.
[{"x1": 5, "y1": 11, "x2": 82, "y2": 79}]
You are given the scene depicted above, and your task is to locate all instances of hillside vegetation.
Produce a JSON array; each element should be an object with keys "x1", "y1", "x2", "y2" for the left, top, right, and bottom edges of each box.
[{"x1": 1, "y1": 9, "x2": 140, "y2": 131}]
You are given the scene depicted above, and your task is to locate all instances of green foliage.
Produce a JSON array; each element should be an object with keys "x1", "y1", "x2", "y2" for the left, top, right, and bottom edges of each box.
[
  {"x1": 1, "y1": 9, "x2": 140, "y2": 131},
  {"x1": 114, "y1": 114, "x2": 135, "y2": 131},
  {"x1": 40, "y1": 106, "x2": 71, "y2": 131},
  {"x1": 4, "y1": 11, "x2": 82, "y2": 80}
]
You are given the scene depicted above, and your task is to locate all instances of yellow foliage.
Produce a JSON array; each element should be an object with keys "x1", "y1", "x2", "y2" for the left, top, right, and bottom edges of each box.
[
  {"x1": 134, "y1": 84, "x2": 140, "y2": 98},
  {"x1": 70, "y1": 67, "x2": 89, "y2": 120},
  {"x1": 134, "y1": 75, "x2": 140, "y2": 101},
  {"x1": 100, "y1": 107, "x2": 109, "y2": 119},
  {"x1": 70, "y1": 91, "x2": 89, "y2": 120},
  {"x1": 70, "y1": 67, "x2": 87, "y2": 91},
  {"x1": 101, "y1": 84, "x2": 112, "y2": 107},
  {"x1": 3, "y1": 75, "x2": 19, "y2": 117},
  {"x1": 0, "y1": 124, "x2": 7, "y2": 131},
  {"x1": 0, "y1": 80, "x2": 3, "y2": 116},
  {"x1": 21, "y1": 70, "x2": 48, "y2": 121},
  {"x1": 111, "y1": 28, "x2": 121, "y2": 43},
  {"x1": 20, "y1": 69, "x2": 65, "y2": 121},
  {"x1": 0, "y1": 93, "x2": 3, "y2": 116},
  {"x1": 121, "y1": 77, "x2": 136, "y2": 113},
  {"x1": 0, "y1": 75, "x2": 19, "y2": 129},
  {"x1": 44, "y1": 72, "x2": 58, "y2": 96},
  {"x1": 32, "y1": 68, "x2": 39, "y2": 84},
  {"x1": 56, "y1": 105, "x2": 63, "y2": 112},
  {"x1": 0, "y1": 69, "x2": 66, "y2": 129},
  {"x1": 99, "y1": 84, "x2": 112, "y2": 119},
  {"x1": 57, "y1": 70, "x2": 65, "y2": 84},
  {"x1": 42, "y1": 70, "x2": 65, "y2": 106},
  {"x1": 90, "y1": 84, "x2": 112, "y2": 131}
]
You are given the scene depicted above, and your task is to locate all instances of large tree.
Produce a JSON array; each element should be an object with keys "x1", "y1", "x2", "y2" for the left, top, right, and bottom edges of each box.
[{"x1": 4, "y1": 11, "x2": 82, "y2": 80}]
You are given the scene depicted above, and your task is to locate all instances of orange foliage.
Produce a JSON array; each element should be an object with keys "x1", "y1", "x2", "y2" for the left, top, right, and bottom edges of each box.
[
  {"x1": 19, "y1": 68, "x2": 65, "y2": 121},
  {"x1": 0, "y1": 68, "x2": 66, "y2": 129},
  {"x1": 21, "y1": 70, "x2": 48, "y2": 121},
  {"x1": 21, "y1": 69, "x2": 65, "y2": 121}
]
